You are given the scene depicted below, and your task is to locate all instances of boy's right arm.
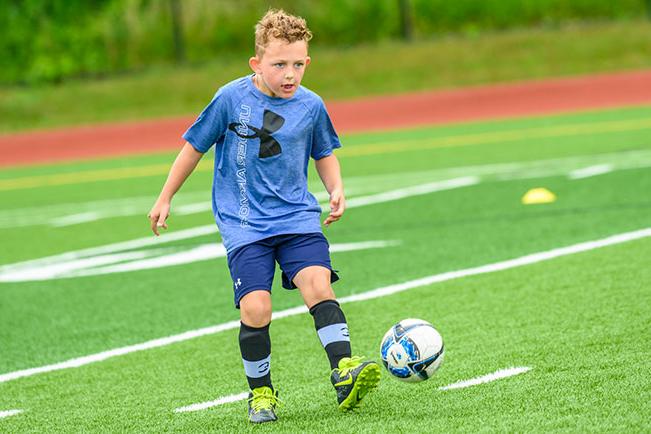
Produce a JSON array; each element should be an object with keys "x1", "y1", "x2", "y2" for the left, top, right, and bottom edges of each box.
[{"x1": 148, "y1": 142, "x2": 204, "y2": 235}]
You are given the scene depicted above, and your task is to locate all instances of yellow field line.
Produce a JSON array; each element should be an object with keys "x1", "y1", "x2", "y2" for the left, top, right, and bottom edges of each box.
[
  {"x1": 1, "y1": 117, "x2": 650, "y2": 191},
  {"x1": 0, "y1": 161, "x2": 214, "y2": 191},
  {"x1": 338, "y1": 117, "x2": 651, "y2": 157}
]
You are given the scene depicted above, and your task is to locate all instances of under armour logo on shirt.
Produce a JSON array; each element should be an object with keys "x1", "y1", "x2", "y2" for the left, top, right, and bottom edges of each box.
[
  {"x1": 234, "y1": 278, "x2": 242, "y2": 289},
  {"x1": 228, "y1": 110, "x2": 285, "y2": 158}
]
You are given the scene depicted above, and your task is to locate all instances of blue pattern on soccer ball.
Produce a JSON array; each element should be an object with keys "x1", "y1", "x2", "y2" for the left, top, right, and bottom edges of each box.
[
  {"x1": 399, "y1": 336, "x2": 419, "y2": 361},
  {"x1": 388, "y1": 364, "x2": 411, "y2": 378},
  {"x1": 381, "y1": 328, "x2": 424, "y2": 379},
  {"x1": 381, "y1": 333, "x2": 412, "y2": 378},
  {"x1": 380, "y1": 335, "x2": 393, "y2": 361}
]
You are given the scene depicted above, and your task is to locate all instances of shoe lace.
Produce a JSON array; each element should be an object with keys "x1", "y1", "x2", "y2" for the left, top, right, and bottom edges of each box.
[
  {"x1": 337, "y1": 355, "x2": 364, "y2": 376},
  {"x1": 248, "y1": 387, "x2": 282, "y2": 412}
]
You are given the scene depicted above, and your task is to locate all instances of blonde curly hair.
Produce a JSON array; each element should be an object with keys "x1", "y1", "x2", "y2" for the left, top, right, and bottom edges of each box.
[{"x1": 254, "y1": 9, "x2": 313, "y2": 57}]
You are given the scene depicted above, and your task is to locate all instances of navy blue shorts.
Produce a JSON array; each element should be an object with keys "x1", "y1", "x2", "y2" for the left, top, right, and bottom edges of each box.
[{"x1": 226, "y1": 232, "x2": 340, "y2": 308}]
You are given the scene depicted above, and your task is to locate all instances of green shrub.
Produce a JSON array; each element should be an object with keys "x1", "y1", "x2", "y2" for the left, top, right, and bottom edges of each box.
[{"x1": 0, "y1": 0, "x2": 647, "y2": 84}]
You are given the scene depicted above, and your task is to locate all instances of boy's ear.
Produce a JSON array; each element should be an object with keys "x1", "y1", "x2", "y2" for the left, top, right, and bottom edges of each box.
[
  {"x1": 305, "y1": 56, "x2": 311, "y2": 67},
  {"x1": 249, "y1": 56, "x2": 261, "y2": 74}
]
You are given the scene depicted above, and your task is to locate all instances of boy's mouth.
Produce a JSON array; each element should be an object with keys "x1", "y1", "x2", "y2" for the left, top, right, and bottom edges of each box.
[{"x1": 281, "y1": 84, "x2": 295, "y2": 92}]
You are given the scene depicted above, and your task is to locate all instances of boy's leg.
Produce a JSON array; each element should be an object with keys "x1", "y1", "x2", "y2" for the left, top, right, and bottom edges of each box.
[
  {"x1": 228, "y1": 240, "x2": 279, "y2": 423},
  {"x1": 293, "y1": 266, "x2": 350, "y2": 369},
  {"x1": 277, "y1": 233, "x2": 380, "y2": 411},
  {"x1": 276, "y1": 233, "x2": 349, "y2": 369},
  {"x1": 239, "y1": 290, "x2": 273, "y2": 390},
  {"x1": 239, "y1": 291, "x2": 280, "y2": 424},
  {"x1": 293, "y1": 265, "x2": 380, "y2": 411}
]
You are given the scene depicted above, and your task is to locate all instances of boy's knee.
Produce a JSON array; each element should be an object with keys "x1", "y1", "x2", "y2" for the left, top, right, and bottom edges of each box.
[
  {"x1": 295, "y1": 267, "x2": 335, "y2": 304},
  {"x1": 305, "y1": 271, "x2": 329, "y2": 288},
  {"x1": 309, "y1": 281, "x2": 334, "y2": 301},
  {"x1": 239, "y1": 291, "x2": 272, "y2": 327}
]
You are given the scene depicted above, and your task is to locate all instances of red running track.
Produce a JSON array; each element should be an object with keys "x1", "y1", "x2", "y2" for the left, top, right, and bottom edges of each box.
[{"x1": 1, "y1": 69, "x2": 651, "y2": 167}]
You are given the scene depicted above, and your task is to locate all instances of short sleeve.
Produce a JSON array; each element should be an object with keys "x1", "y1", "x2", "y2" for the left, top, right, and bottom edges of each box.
[
  {"x1": 311, "y1": 99, "x2": 342, "y2": 160},
  {"x1": 182, "y1": 88, "x2": 230, "y2": 153}
]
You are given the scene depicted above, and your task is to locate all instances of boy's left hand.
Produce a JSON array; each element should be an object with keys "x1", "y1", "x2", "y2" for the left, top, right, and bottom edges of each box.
[{"x1": 324, "y1": 189, "x2": 345, "y2": 226}]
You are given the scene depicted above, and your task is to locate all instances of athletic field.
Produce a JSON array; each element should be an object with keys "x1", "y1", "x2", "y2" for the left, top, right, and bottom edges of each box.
[{"x1": 1, "y1": 104, "x2": 650, "y2": 432}]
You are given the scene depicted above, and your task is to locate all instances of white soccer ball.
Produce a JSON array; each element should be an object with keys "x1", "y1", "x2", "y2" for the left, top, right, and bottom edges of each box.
[{"x1": 380, "y1": 318, "x2": 444, "y2": 382}]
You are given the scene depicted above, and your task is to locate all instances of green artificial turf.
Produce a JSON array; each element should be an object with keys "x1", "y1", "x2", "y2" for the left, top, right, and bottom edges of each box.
[
  {"x1": 0, "y1": 235, "x2": 649, "y2": 432},
  {"x1": 0, "y1": 106, "x2": 650, "y2": 431}
]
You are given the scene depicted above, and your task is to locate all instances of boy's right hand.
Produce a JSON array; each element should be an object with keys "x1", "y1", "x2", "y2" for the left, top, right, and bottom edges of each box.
[{"x1": 148, "y1": 201, "x2": 171, "y2": 236}]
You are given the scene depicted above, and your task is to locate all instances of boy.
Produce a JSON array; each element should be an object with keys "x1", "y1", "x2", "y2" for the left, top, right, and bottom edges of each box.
[{"x1": 148, "y1": 9, "x2": 380, "y2": 424}]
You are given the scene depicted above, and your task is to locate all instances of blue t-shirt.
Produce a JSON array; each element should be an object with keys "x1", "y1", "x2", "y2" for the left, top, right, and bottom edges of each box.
[{"x1": 183, "y1": 75, "x2": 341, "y2": 252}]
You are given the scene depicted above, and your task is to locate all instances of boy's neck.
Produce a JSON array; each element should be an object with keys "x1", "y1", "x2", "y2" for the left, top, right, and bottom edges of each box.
[{"x1": 253, "y1": 74, "x2": 274, "y2": 98}]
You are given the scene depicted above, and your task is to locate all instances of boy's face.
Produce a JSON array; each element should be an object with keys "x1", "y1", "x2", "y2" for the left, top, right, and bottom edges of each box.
[{"x1": 249, "y1": 38, "x2": 311, "y2": 99}]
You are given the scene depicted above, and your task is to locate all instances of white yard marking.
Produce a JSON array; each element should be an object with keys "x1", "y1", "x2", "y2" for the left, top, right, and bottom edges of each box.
[
  {"x1": 174, "y1": 202, "x2": 213, "y2": 215},
  {"x1": 3, "y1": 149, "x2": 651, "y2": 229},
  {"x1": 173, "y1": 367, "x2": 533, "y2": 413},
  {"x1": 568, "y1": 164, "x2": 613, "y2": 180},
  {"x1": 0, "y1": 224, "x2": 218, "y2": 276},
  {"x1": 0, "y1": 174, "x2": 478, "y2": 281},
  {"x1": 66, "y1": 244, "x2": 227, "y2": 278},
  {"x1": 1, "y1": 227, "x2": 649, "y2": 384},
  {"x1": 439, "y1": 367, "x2": 532, "y2": 391},
  {"x1": 48, "y1": 192, "x2": 330, "y2": 226},
  {"x1": 0, "y1": 240, "x2": 397, "y2": 282},
  {"x1": 333, "y1": 228, "x2": 651, "y2": 305},
  {"x1": 342, "y1": 177, "x2": 479, "y2": 209},
  {"x1": 0, "y1": 191, "x2": 209, "y2": 229},
  {"x1": 329, "y1": 240, "x2": 401, "y2": 252},
  {"x1": 0, "y1": 190, "x2": 329, "y2": 228},
  {"x1": 0, "y1": 250, "x2": 155, "y2": 282},
  {"x1": 0, "y1": 409, "x2": 23, "y2": 419},
  {"x1": 50, "y1": 211, "x2": 104, "y2": 227},
  {"x1": 174, "y1": 392, "x2": 249, "y2": 413}
]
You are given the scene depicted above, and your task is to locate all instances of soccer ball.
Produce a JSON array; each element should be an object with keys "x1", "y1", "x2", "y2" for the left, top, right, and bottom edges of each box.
[{"x1": 380, "y1": 318, "x2": 444, "y2": 382}]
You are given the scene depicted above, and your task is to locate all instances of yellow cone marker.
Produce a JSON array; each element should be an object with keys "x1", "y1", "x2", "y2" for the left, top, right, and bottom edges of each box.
[{"x1": 522, "y1": 188, "x2": 556, "y2": 205}]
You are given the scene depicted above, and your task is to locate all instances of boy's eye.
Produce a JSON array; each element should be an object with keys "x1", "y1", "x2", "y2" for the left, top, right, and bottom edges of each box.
[
  {"x1": 274, "y1": 63, "x2": 285, "y2": 68},
  {"x1": 294, "y1": 63, "x2": 304, "y2": 68}
]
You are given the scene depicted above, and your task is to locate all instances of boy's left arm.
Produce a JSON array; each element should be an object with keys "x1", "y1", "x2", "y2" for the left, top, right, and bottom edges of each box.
[{"x1": 314, "y1": 154, "x2": 345, "y2": 226}]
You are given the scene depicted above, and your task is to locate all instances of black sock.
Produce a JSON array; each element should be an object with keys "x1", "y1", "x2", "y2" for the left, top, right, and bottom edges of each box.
[
  {"x1": 239, "y1": 321, "x2": 272, "y2": 390},
  {"x1": 309, "y1": 299, "x2": 352, "y2": 370}
]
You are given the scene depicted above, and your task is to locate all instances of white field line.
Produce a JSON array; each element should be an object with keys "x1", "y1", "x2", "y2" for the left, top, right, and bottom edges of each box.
[
  {"x1": 51, "y1": 211, "x2": 104, "y2": 227},
  {"x1": 174, "y1": 366, "x2": 534, "y2": 412},
  {"x1": 50, "y1": 200, "x2": 214, "y2": 226},
  {"x1": 42, "y1": 154, "x2": 651, "y2": 226},
  {"x1": 0, "y1": 240, "x2": 398, "y2": 282},
  {"x1": 0, "y1": 409, "x2": 23, "y2": 419},
  {"x1": 49, "y1": 191, "x2": 332, "y2": 227},
  {"x1": 438, "y1": 367, "x2": 532, "y2": 391},
  {"x1": 0, "y1": 250, "x2": 155, "y2": 282},
  {"x1": 0, "y1": 177, "x2": 474, "y2": 279},
  {"x1": 174, "y1": 392, "x2": 249, "y2": 413},
  {"x1": 68, "y1": 244, "x2": 228, "y2": 278},
  {"x1": 0, "y1": 191, "x2": 209, "y2": 229},
  {"x1": 341, "y1": 177, "x2": 478, "y2": 209},
  {"x1": 568, "y1": 164, "x2": 613, "y2": 180},
  {"x1": 4, "y1": 147, "x2": 651, "y2": 229},
  {"x1": 1, "y1": 227, "x2": 649, "y2": 384},
  {"x1": 0, "y1": 225, "x2": 219, "y2": 272},
  {"x1": 174, "y1": 202, "x2": 213, "y2": 216}
]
